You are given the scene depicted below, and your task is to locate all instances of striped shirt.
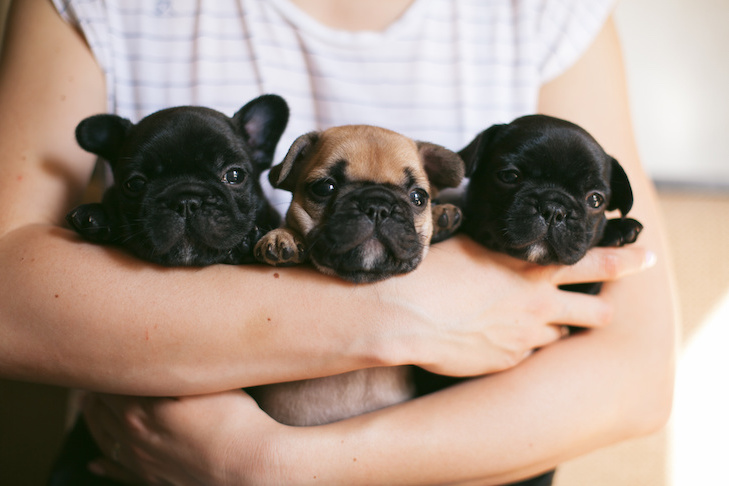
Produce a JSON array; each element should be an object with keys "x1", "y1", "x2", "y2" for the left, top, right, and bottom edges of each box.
[{"x1": 54, "y1": 0, "x2": 615, "y2": 206}]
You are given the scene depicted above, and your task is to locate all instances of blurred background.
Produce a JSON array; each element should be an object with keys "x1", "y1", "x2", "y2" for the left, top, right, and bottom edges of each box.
[{"x1": 1, "y1": 0, "x2": 727, "y2": 484}]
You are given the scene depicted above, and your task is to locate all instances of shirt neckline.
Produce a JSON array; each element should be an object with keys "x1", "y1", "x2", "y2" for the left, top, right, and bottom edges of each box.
[{"x1": 266, "y1": 0, "x2": 430, "y2": 46}]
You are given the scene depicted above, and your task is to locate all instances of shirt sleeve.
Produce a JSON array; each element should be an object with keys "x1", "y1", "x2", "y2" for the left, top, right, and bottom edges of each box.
[{"x1": 533, "y1": 0, "x2": 617, "y2": 83}]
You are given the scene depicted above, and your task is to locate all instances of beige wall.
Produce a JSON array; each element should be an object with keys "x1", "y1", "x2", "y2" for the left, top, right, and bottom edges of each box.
[{"x1": 615, "y1": 0, "x2": 729, "y2": 187}]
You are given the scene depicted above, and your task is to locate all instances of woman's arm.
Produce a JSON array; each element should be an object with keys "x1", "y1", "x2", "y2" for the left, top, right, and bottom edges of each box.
[
  {"x1": 81, "y1": 15, "x2": 675, "y2": 486},
  {"x1": 0, "y1": 2, "x2": 646, "y2": 396}
]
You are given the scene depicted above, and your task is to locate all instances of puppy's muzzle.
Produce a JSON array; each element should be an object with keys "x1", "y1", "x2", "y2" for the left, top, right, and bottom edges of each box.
[
  {"x1": 149, "y1": 183, "x2": 243, "y2": 250},
  {"x1": 358, "y1": 186, "x2": 398, "y2": 223},
  {"x1": 539, "y1": 200, "x2": 568, "y2": 226},
  {"x1": 507, "y1": 189, "x2": 589, "y2": 264},
  {"x1": 167, "y1": 194, "x2": 204, "y2": 217},
  {"x1": 161, "y1": 183, "x2": 214, "y2": 215},
  {"x1": 361, "y1": 198, "x2": 393, "y2": 223},
  {"x1": 521, "y1": 189, "x2": 577, "y2": 232},
  {"x1": 307, "y1": 186, "x2": 424, "y2": 282}
]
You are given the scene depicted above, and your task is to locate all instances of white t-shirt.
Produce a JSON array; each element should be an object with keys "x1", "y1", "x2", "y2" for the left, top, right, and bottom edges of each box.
[{"x1": 54, "y1": 0, "x2": 615, "y2": 206}]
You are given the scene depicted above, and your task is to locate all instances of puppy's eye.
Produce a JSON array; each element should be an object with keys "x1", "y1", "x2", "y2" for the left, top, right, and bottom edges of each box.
[
  {"x1": 123, "y1": 176, "x2": 147, "y2": 195},
  {"x1": 497, "y1": 169, "x2": 520, "y2": 184},
  {"x1": 587, "y1": 192, "x2": 605, "y2": 209},
  {"x1": 409, "y1": 189, "x2": 429, "y2": 207},
  {"x1": 309, "y1": 179, "x2": 337, "y2": 198},
  {"x1": 222, "y1": 168, "x2": 246, "y2": 185}
]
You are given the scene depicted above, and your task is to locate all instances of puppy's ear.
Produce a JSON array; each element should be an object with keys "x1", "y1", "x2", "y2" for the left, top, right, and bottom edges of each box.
[
  {"x1": 269, "y1": 132, "x2": 319, "y2": 192},
  {"x1": 416, "y1": 142, "x2": 465, "y2": 191},
  {"x1": 458, "y1": 124, "x2": 507, "y2": 177},
  {"x1": 233, "y1": 94, "x2": 290, "y2": 173},
  {"x1": 607, "y1": 157, "x2": 634, "y2": 215},
  {"x1": 75, "y1": 114, "x2": 133, "y2": 164}
]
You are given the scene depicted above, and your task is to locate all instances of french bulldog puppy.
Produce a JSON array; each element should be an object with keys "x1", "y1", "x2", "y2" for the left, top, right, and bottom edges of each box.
[
  {"x1": 254, "y1": 124, "x2": 465, "y2": 283},
  {"x1": 452, "y1": 114, "x2": 643, "y2": 486},
  {"x1": 459, "y1": 114, "x2": 642, "y2": 294},
  {"x1": 248, "y1": 125, "x2": 465, "y2": 426},
  {"x1": 66, "y1": 94, "x2": 289, "y2": 265}
]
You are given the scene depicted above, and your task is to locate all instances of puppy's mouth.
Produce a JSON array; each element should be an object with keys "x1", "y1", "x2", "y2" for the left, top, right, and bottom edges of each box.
[
  {"x1": 504, "y1": 211, "x2": 593, "y2": 266},
  {"x1": 126, "y1": 184, "x2": 257, "y2": 265},
  {"x1": 306, "y1": 190, "x2": 427, "y2": 283},
  {"x1": 472, "y1": 193, "x2": 597, "y2": 266}
]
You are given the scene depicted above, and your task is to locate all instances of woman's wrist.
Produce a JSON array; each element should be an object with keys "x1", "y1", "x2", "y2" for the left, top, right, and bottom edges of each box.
[{"x1": 224, "y1": 420, "x2": 304, "y2": 486}]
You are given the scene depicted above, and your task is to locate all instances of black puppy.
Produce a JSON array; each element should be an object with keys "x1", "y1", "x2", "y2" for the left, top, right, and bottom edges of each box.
[
  {"x1": 460, "y1": 114, "x2": 642, "y2": 293},
  {"x1": 66, "y1": 94, "x2": 288, "y2": 265},
  {"x1": 455, "y1": 114, "x2": 643, "y2": 486},
  {"x1": 49, "y1": 95, "x2": 288, "y2": 486}
]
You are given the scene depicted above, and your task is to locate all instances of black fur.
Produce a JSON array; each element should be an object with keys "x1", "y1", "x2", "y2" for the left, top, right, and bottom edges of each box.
[
  {"x1": 460, "y1": 114, "x2": 642, "y2": 281},
  {"x1": 66, "y1": 95, "x2": 289, "y2": 266}
]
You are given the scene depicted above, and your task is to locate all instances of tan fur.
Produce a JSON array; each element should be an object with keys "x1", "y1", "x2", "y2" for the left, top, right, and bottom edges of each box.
[{"x1": 287, "y1": 125, "x2": 435, "y2": 248}]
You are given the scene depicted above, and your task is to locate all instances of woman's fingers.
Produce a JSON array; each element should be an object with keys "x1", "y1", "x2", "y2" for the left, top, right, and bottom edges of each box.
[
  {"x1": 550, "y1": 246, "x2": 656, "y2": 286},
  {"x1": 83, "y1": 394, "x2": 147, "y2": 483},
  {"x1": 552, "y1": 290, "x2": 614, "y2": 328}
]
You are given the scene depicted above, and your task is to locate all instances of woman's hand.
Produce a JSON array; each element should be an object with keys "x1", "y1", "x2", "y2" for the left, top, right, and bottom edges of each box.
[
  {"x1": 83, "y1": 391, "x2": 285, "y2": 486},
  {"x1": 383, "y1": 235, "x2": 655, "y2": 377}
]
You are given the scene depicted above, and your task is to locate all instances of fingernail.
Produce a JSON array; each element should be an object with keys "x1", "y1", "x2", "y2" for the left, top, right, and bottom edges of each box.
[{"x1": 644, "y1": 250, "x2": 657, "y2": 269}]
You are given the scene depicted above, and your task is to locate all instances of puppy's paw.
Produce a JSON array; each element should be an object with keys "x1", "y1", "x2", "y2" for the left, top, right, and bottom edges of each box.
[
  {"x1": 600, "y1": 218, "x2": 643, "y2": 247},
  {"x1": 254, "y1": 228, "x2": 306, "y2": 266},
  {"x1": 66, "y1": 203, "x2": 114, "y2": 243},
  {"x1": 431, "y1": 203, "x2": 463, "y2": 243}
]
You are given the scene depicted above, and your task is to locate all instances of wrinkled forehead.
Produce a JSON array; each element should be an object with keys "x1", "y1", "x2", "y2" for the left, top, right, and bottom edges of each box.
[
  {"x1": 497, "y1": 131, "x2": 610, "y2": 191},
  {"x1": 123, "y1": 116, "x2": 246, "y2": 171},
  {"x1": 312, "y1": 126, "x2": 428, "y2": 187}
]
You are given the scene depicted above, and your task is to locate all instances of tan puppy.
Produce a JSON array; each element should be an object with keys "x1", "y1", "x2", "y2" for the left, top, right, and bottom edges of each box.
[
  {"x1": 249, "y1": 125, "x2": 465, "y2": 426},
  {"x1": 255, "y1": 124, "x2": 464, "y2": 283}
]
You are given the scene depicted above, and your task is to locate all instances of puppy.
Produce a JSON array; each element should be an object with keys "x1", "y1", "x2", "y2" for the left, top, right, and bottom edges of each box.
[
  {"x1": 254, "y1": 124, "x2": 465, "y2": 283},
  {"x1": 248, "y1": 125, "x2": 465, "y2": 426},
  {"x1": 459, "y1": 114, "x2": 642, "y2": 294},
  {"x1": 66, "y1": 94, "x2": 289, "y2": 265}
]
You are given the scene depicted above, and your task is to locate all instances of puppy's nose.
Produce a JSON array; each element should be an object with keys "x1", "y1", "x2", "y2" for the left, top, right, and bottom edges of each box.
[
  {"x1": 363, "y1": 200, "x2": 392, "y2": 222},
  {"x1": 172, "y1": 196, "x2": 202, "y2": 217},
  {"x1": 541, "y1": 202, "x2": 567, "y2": 225}
]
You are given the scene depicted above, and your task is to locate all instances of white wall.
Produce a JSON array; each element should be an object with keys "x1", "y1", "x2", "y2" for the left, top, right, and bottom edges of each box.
[{"x1": 615, "y1": 0, "x2": 729, "y2": 187}]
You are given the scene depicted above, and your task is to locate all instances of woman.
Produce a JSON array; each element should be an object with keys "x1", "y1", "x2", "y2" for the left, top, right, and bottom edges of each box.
[{"x1": 0, "y1": 0, "x2": 675, "y2": 484}]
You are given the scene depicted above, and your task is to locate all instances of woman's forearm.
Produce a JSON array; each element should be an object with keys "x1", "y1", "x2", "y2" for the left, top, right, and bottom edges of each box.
[{"x1": 0, "y1": 224, "x2": 402, "y2": 395}]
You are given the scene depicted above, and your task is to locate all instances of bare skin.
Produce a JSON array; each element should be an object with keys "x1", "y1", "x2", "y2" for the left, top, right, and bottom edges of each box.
[
  {"x1": 0, "y1": 1, "x2": 675, "y2": 485},
  {"x1": 289, "y1": 0, "x2": 416, "y2": 31}
]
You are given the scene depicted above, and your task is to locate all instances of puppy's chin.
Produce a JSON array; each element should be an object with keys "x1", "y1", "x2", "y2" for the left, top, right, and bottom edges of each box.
[
  {"x1": 313, "y1": 248, "x2": 425, "y2": 283},
  {"x1": 307, "y1": 223, "x2": 428, "y2": 283},
  {"x1": 121, "y1": 210, "x2": 257, "y2": 266},
  {"x1": 512, "y1": 242, "x2": 586, "y2": 266},
  {"x1": 465, "y1": 212, "x2": 592, "y2": 266},
  {"x1": 310, "y1": 236, "x2": 427, "y2": 283},
  {"x1": 502, "y1": 222, "x2": 591, "y2": 266}
]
